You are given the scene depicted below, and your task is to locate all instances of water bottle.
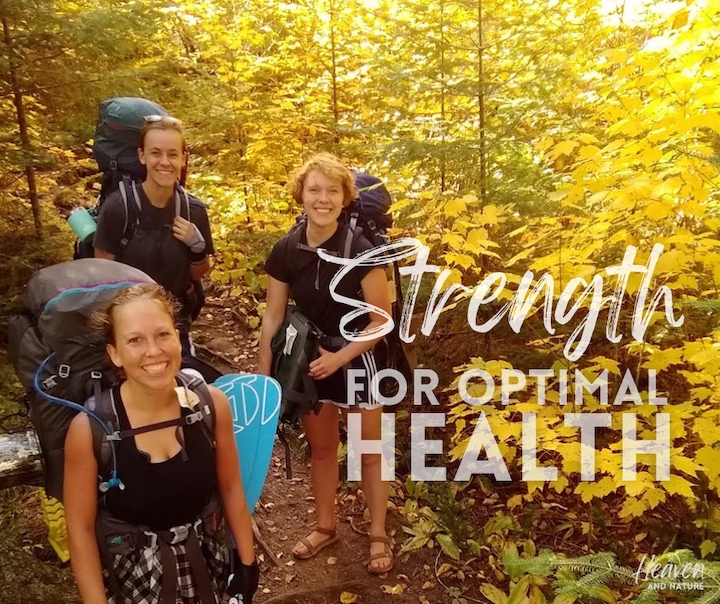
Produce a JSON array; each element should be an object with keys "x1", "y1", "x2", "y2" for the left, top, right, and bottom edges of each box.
[{"x1": 67, "y1": 207, "x2": 97, "y2": 244}]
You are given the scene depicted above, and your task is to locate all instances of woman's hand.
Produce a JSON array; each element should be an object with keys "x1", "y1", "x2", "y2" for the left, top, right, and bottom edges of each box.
[
  {"x1": 223, "y1": 558, "x2": 260, "y2": 604},
  {"x1": 173, "y1": 216, "x2": 206, "y2": 253},
  {"x1": 308, "y1": 346, "x2": 346, "y2": 379}
]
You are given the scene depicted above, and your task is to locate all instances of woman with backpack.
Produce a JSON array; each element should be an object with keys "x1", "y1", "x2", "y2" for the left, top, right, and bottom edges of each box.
[
  {"x1": 258, "y1": 152, "x2": 395, "y2": 574},
  {"x1": 64, "y1": 284, "x2": 259, "y2": 604},
  {"x1": 93, "y1": 115, "x2": 213, "y2": 358}
]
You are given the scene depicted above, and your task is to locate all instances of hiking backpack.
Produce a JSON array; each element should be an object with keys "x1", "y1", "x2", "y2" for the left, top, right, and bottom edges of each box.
[
  {"x1": 270, "y1": 305, "x2": 325, "y2": 425},
  {"x1": 284, "y1": 172, "x2": 416, "y2": 404},
  {"x1": 7, "y1": 258, "x2": 216, "y2": 501},
  {"x1": 72, "y1": 97, "x2": 205, "y2": 320},
  {"x1": 74, "y1": 97, "x2": 168, "y2": 260}
]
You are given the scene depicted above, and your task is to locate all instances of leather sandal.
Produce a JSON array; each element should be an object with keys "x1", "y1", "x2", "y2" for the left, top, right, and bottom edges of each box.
[
  {"x1": 366, "y1": 536, "x2": 394, "y2": 574},
  {"x1": 292, "y1": 527, "x2": 338, "y2": 560}
]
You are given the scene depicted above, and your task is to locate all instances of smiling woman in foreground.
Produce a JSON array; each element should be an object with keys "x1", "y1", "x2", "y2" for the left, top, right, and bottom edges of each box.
[{"x1": 64, "y1": 284, "x2": 259, "y2": 604}]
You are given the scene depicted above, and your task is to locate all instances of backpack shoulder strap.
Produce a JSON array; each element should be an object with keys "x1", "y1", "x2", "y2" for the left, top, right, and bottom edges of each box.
[
  {"x1": 85, "y1": 387, "x2": 121, "y2": 487},
  {"x1": 118, "y1": 176, "x2": 142, "y2": 249},
  {"x1": 176, "y1": 370, "x2": 216, "y2": 444},
  {"x1": 175, "y1": 183, "x2": 191, "y2": 221},
  {"x1": 344, "y1": 214, "x2": 360, "y2": 259}
]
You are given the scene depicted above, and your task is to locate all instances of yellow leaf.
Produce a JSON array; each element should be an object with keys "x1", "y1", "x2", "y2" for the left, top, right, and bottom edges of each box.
[
  {"x1": 663, "y1": 475, "x2": 697, "y2": 499},
  {"x1": 380, "y1": 583, "x2": 407, "y2": 595},
  {"x1": 671, "y1": 454, "x2": 699, "y2": 478},
  {"x1": 672, "y1": 8, "x2": 689, "y2": 29},
  {"x1": 644, "y1": 201, "x2": 673, "y2": 220},
  {"x1": 442, "y1": 232, "x2": 465, "y2": 251},
  {"x1": 552, "y1": 140, "x2": 579, "y2": 158},
  {"x1": 340, "y1": 592, "x2": 359, "y2": 604},
  {"x1": 444, "y1": 198, "x2": 466, "y2": 218},
  {"x1": 603, "y1": 49, "x2": 628, "y2": 64},
  {"x1": 590, "y1": 356, "x2": 621, "y2": 376}
]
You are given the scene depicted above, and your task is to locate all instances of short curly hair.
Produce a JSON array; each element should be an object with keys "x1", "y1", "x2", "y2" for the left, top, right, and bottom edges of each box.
[{"x1": 288, "y1": 152, "x2": 357, "y2": 208}]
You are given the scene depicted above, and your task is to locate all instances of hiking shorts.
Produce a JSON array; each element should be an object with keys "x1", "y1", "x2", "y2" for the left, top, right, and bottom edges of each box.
[{"x1": 316, "y1": 348, "x2": 383, "y2": 410}]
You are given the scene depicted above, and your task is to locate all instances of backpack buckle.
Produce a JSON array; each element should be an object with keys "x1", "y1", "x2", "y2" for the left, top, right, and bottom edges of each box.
[
  {"x1": 170, "y1": 524, "x2": 191, "y2": 543},
  {"x1": 283, "y1": 324, "x2": 298, "y2": 355},
  {"x1": 185, "y1": 411, "x2": 203, "y2": 425},
  {"x1": 42, "y1": 375, "x2": 57, "y2": 390},
  {"x1": 90, "y1": 370, "x2": 103, "y2": 380},
  {"x1": 142, "y1": 531, "x2": 158, "y2": 549},
  {"x1": 105, "y1": 431, "x2": 121, "y2": 442},
  {"x1": 58, "y1": 364, "x2": 70, "y2": 378}
]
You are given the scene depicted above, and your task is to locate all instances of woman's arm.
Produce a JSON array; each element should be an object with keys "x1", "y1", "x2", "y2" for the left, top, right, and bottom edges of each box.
[
  {"x1": 257, "y1": 277, "x2": 291, "y2": 376},
  {"x1": 190, "y1": 256, "x2": 211, "y2": 280},
  {"x1": 211, "y1": 386, "x2": 256, "y2": 565},
  {"x1": 308, "y1": 266, "x2": 391, "y2": 380},
  {"x1": 64, "y1": 414, "x2": 108, "y2": 604},
  {"x1": 94, "y1": 247, "x2": 116, "y2": 261}
]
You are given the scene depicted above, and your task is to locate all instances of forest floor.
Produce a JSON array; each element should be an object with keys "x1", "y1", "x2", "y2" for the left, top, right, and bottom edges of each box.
[{"x1": 0, "y1": 295, "x2": 453, "y2": 604}]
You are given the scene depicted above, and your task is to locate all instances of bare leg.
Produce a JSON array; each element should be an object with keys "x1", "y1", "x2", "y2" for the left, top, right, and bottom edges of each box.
[
  {"x1": 343, "y1": 407, "x2": 391, "y2": 571},
  {"x1": 292, "y1": 402, "x2": 340, "y2": 556}
]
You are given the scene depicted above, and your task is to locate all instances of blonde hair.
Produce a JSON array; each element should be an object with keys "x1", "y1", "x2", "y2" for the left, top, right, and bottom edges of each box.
[
  {"x1": 288, "y1": 152, "x2": 357, "y2": 207},
  {"x1": 139, "y1": 117, "x2": 187, "y2": 152},
  {"x1": 90, "y1": 284, "x2": 180, "y2": 345}
]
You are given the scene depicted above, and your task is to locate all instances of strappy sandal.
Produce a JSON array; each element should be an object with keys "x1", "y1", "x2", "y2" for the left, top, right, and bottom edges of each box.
[
  {"x1": 366, "y1": 536, "x2": 394, "y2": 574},
  {"x1": 292, "y1": 527, "x2": 338, "y2": 560}
]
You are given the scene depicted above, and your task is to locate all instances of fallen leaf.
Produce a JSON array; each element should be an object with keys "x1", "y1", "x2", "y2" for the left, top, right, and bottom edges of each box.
[
  {"x1": 340, "y1": 592, "x2": 359, "y2": 603},
  {"x1": 380, "y1": 583, "x2": 407, "y2": 595},
  {"x1": 422, "y1": 581, "x2": 433, "y2": 590},
  {"x1": 327, "y1": 556, "x2": 338, "y2": 565}
]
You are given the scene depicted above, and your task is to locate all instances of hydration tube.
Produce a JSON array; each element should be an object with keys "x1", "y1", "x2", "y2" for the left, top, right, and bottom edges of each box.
[{"x1": 33, "y1": 352, "x2": 124, "y2": 493}]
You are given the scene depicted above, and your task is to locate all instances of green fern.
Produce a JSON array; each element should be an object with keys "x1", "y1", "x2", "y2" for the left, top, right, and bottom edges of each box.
[
  {"x1": 503, "y1": 548, "x2": 720, "y2": 603},
  {"x1": 628, "y1": 587, "x2": 660, "y2": 604}
]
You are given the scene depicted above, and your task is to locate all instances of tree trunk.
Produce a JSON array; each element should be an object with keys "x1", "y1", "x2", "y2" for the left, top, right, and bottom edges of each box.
[
  {"x1": 329, "y1": 0, "x2": 340, "y2": 144},
  {"x1": 0, "y1": 429, "x2": 43, "y2": 491},
  {"x1": 478, "y1": 0, "x2": 487, "y2": 201},
  {"x1": 2, "y1": 15, "x2": 42, "y2": 237},
  {"x1": 439, "y1": 0, "x2": 446, "y2": 192}
]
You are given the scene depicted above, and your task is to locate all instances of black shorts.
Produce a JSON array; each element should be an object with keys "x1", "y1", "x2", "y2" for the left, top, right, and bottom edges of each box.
[{"x1": 315, "y1": 348, "x2": 382, "y2": 409}]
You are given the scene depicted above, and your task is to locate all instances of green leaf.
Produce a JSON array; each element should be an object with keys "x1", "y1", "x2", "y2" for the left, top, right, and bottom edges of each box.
[
  {"x1": 480, "y1": 583, "x2": 509, "y2": 604},
  {"x1": 507, "y1": 576, "x2": 531, "y2": 604},
  {"x1": 701, "y1": 539, "x2": 717, "y2": 558},
  {"x1": 436, "y1": 533, "x2": 460, "y2": 560}
]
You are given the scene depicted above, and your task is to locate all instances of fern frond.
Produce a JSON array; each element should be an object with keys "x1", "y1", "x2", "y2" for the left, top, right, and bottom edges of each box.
[
  {"x1": 690, "y1": 585, "x2": 720, "y2": 604},
  {"x1": 504, "y1": 549, "x2": 557, "y2": 576},
  {"x1": 554, "y1": 552, "x2": 617, "y2": 574},
  {"x1": 556, "y1": 569, "x2": 613, "y2": 595},
  {"x1": 628, "y1": 587, "x2": 660, "y2": 604}
]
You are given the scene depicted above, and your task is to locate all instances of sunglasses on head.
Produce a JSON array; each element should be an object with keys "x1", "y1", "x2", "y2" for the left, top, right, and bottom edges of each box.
[{"x1": 143, "y1": 114, "x2": 182, "y2": 126}]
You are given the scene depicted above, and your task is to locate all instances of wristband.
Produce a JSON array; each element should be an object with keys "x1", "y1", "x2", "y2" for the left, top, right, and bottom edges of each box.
[
  {"x1": 190, "y1": 251, "x2": 207, "y2": 263},
  {"x1": 185, "y1": 224, "x2": 206, "y2": 254}
]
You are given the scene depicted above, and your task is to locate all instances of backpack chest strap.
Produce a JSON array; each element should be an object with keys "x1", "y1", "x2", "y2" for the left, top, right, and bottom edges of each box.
[{"x1": 106, "y1": 407, "x2": 209, "y2": 442}]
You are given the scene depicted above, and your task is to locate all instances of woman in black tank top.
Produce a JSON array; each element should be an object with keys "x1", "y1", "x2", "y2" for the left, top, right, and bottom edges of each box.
[{"x1": 64, "y1": 284, "x2": 259, "y2": 604}]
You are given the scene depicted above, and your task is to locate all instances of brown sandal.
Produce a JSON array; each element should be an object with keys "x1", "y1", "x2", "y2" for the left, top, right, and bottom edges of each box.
[
  {"x1": 366, "y1": 536, "x2": 394, "y2": 574},
  {"x1": 292, "y1": 527, "x2": 338, "y2": 560}
]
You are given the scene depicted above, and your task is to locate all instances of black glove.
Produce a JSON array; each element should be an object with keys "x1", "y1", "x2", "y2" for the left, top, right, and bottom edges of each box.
[{"x1": 226, "y1": 559, "x2": 259, "y2": 604}]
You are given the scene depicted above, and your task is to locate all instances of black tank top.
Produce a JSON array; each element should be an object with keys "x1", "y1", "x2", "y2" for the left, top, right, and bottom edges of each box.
[{"x1": 103, "y1": 387, "x2": 218, "y2": 531}]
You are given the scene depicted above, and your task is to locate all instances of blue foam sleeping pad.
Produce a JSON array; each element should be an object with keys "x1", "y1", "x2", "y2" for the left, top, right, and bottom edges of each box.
[{"x1": 211, "y1": 374, "x2": 281, "y2": 512}]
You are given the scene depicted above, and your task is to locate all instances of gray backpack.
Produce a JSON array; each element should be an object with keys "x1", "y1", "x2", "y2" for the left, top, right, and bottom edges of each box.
[{"x1": 7, "y1": 258, "x2": 154, "y2": 500}]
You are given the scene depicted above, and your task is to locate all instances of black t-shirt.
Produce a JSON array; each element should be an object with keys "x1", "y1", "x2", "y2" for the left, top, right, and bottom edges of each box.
[
  {"x1": 265, "y1": 223, "x2": 375, "y2": 337},
  {"x1": 94, "y1": 185, "x2": 214, "y2": 303}
]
